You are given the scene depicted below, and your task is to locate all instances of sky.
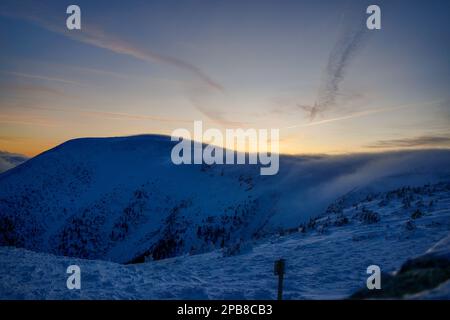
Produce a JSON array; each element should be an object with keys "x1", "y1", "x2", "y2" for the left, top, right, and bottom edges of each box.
[{"x1": 0, "y1": 0, "x2": 449, "y2": 156}]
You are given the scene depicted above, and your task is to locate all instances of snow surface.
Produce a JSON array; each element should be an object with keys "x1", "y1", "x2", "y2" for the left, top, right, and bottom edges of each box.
[{"x1": 1, "y1": 181, "x2": 449, "y2": 299}]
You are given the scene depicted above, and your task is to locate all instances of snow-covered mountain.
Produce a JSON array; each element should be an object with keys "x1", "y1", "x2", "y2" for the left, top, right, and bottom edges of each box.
[{"x1": 0, "y1": 134, "x2": 450, "y2": 264}]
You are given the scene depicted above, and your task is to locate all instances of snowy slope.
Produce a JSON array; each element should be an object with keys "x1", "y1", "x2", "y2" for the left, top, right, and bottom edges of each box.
[
  {"x1": 0, "y1": 135, "x2": 450, "y2": 264},
  {"x1": 0, "y1": 181, "x2": 449, "y2": 299}
]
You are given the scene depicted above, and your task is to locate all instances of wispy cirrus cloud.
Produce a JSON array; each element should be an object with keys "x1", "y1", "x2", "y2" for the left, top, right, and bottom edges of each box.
[
  {"x1": 366, "y1": 135, "x2": 450, "y2": 149},
  {"x1": 11, "y1": 104, "x2": 194, "y2": 124},
  {"x1": 1, "y1": 71, "x2": 85, "y2": 86},
  {"x1": 286, "y1": 98, "x2": 446, "y2": 131},
  {"x1": 285, "y1": 103, "x2": 411, "y2": 130},
  {"x1": 286, "y1": 107, "x2": 384, "y2": 129},
  {"x1": 194, "y1": 104, "x2": 252, "y2": 128},
  {"x1": 0, "y1": 113, "x2": 60, "y2": 127},
  {"x1": 0, "y1": 82, "x2": 69, "y2": 97},
  {"x1": 189, "y1": 92, "x2": 252, "y2": 127},
  {"x1": 0, "y1": 1, "x2": 223, "y2": 92}
]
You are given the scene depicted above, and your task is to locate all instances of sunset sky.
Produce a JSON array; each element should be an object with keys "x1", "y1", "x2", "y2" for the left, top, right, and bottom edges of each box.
[{"x1": 0, "y1": 0, "x2": 449, "y2": 156}]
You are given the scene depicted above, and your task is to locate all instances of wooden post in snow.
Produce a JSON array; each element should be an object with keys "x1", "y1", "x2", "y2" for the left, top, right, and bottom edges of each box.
[{"x1": 274, "y1": 258, "x2": 285, "y2": 300}]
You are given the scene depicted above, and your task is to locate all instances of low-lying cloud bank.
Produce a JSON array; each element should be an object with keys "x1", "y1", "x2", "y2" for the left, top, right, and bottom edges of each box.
[
  {"x1": 275, "y1": 149, "x2": 450, "y2": 225},
  {"x1": 0, "y1": 151, "x2": 28, "y2": 173}
]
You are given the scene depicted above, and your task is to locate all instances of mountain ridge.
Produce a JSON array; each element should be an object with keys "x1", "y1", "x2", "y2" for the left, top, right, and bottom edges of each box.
[{"x1": 1, "y1": 135, "x2": 449, "y2": 263}]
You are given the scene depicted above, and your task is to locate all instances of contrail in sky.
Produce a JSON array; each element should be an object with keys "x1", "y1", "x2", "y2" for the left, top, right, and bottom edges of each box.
[
  {"x1": 300, "y1": 6, "x2": 369, "y2": 120},
  {"x1": 286, "y1": 99, "x2": 446, "y2": 130}
]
